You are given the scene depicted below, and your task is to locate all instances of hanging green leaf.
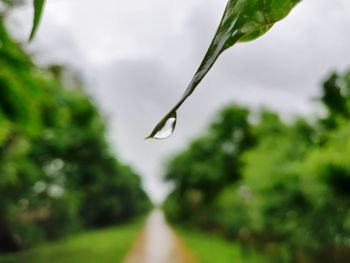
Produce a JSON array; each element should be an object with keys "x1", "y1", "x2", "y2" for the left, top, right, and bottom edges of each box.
[
  {"x1": 29, "y1": 0, "x2": 46, "y2": 41},
  {"x1": 147, "y1": 0, "x2": 301, "y2": 139}
]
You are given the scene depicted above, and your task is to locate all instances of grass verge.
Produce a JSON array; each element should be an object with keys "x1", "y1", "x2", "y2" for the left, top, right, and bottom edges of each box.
[
  {"x1": 0, "y1": 220, "x2": 143, "y2": 263},
  {"x1": 176, "y1": 227, "x2": 268, "y2": 263}
]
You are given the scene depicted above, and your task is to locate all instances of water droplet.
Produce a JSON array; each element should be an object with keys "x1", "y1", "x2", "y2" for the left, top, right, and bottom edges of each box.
[{"x1": 146, "y1": 112, "x2": 177, "y2": 140}]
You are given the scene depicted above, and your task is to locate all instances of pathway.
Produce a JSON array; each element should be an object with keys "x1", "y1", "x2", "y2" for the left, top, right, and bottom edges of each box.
[{"x1": 122, "y1": 210, "x2": 197, "y2": 263}]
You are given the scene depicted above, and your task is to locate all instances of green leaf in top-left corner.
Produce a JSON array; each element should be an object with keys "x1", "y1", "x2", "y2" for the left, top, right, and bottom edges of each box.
[{"x1": 29, "y1": 0, "x2": 46, "y2": 41}]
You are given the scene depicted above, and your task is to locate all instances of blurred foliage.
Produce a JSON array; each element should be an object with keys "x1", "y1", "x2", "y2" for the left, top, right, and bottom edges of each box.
[
  {"x1": 164, "y1": 71, "x2": 350, "y2": 262},
  {"x1": 0, "y1": 19, "x2": 150, "y2": 253},
  {"x1": 163, "y1": 106, "x2": 253, "y2": 225},
  {"x1": 0, "y1": 219, "x2": 143, "y2": 263}
]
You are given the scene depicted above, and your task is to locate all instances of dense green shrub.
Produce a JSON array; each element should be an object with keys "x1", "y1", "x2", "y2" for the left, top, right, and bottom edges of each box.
[
  {"x1": 0, "y1": 20, "x2": 150, "y2": 252},
  {"x1": 163, "y1": 73, "x2": 350, "y2": 262}
]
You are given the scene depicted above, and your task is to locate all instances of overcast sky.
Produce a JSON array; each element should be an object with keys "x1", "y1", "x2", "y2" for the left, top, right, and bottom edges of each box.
[{"x1": 9, "y1": 0, "x2": 350, "y2": 202}]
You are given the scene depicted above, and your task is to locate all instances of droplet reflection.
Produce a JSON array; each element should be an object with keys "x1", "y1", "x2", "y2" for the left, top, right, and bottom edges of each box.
[{"x1": 147, "y1": 112, "x2": 177, "y2": 140}]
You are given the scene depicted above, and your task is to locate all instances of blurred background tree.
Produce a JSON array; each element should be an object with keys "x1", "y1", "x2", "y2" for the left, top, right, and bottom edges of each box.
[
  {"x1": 0, "y1": 12, "x2": 151, "y2": 252},
  {"x1": 163, "y1": 72, "x2": 350, "y2": 263},
  {"x1": 1, "y1": 1, "x2": 349, "y2": 262},
  {"x1": 163, "y1": 105, "x2": 253, "y2": 226}
]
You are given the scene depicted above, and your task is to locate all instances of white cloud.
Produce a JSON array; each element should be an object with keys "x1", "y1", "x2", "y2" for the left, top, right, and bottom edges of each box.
[{"x1": 8, "y1": 0, "x2": 350, "y2": 202}]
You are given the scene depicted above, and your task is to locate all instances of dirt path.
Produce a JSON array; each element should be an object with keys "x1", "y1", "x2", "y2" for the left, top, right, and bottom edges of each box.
[{"x1": 122, "y1": 210, "x2": 198, "y2": 263}]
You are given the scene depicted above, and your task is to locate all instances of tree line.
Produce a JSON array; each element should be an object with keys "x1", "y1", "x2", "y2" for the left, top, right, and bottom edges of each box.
[
  {"x1": 163, "y1": 71, "x2": 350, "y2": 263},
  {"x1": 0, "y1": 20, "x2": 151, "y2": 253}
]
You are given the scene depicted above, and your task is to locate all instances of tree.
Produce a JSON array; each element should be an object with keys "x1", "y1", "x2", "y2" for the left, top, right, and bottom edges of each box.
[
  {"x1": 0, "y1": 20, "x2": 150, "y2": 252},
  {"x1": 163, "y1": 86, "x2": 350, "y2": 262},
  {"x1": 163, "y1": 105, "x2": 253, "y2": 225},
  {"x1": 320, "y1": 71, "x2": 350, "y2": 128}
]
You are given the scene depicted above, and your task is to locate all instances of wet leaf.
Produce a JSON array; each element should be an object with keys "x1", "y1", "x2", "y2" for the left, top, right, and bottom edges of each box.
[
  {"x1": 147, "y1": 0, "x2": 301, "y2": 139},
  {"x1": 29, "y1": 0, "x2": 45, "y2": 41}
]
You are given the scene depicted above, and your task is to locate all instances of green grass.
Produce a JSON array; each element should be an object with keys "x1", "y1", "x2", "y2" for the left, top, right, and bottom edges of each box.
[
  {"x1": 176, "y1": 227, "x2": 268, "y2": 263},
  {"x1": 0, "y1": 220, "x2": 143, "y2": 263}
]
